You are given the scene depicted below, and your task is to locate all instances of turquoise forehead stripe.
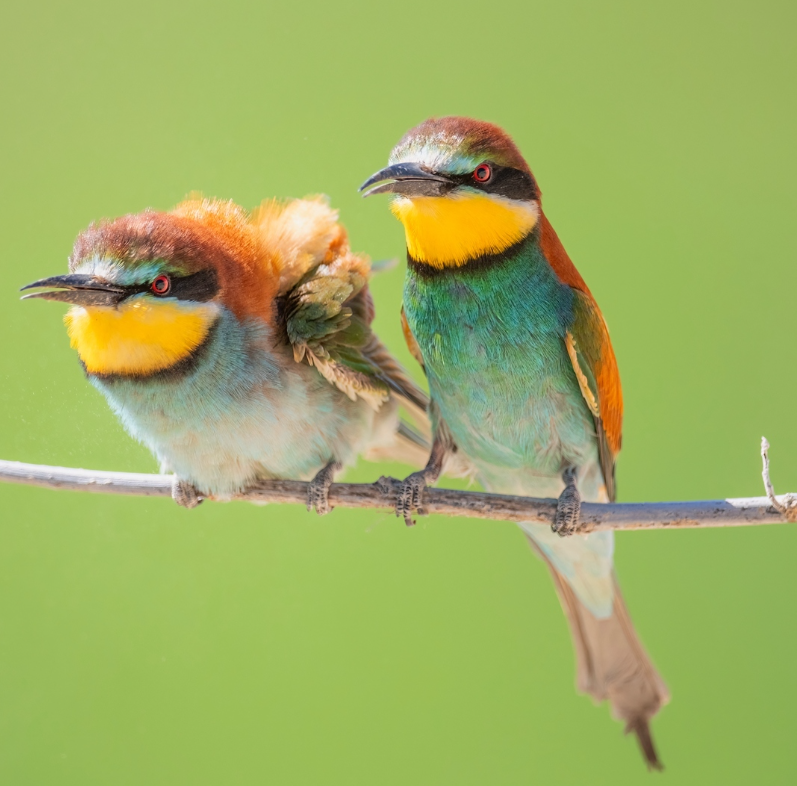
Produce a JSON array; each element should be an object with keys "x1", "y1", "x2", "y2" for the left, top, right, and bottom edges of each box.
[
  {"x1": 73, "y1": 256, "x2": 187, "y2": 285},
  {"x1": 389, "y1": 138, "x2": 486, "y2": 176}
]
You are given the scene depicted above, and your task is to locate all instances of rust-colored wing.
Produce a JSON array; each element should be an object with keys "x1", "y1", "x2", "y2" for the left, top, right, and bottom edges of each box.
[
  {"x1": 400, "y1": 306, "x2": 425, "y2": 371},
  {"x1": 540, "y1": 209, "x2": 622, "y2": 500},
  {"x1": 565, "y1": 290, "x2": 623, "y2": 501}
]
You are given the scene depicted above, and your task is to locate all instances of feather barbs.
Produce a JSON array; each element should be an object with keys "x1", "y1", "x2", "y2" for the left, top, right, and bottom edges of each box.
[
  {"x1": 304, "y1": 348, "x2": 390, "y2": 411},
  {"x1": 250, "y1": 196, "x2": 370, "y2": 295},
  {"x1": 565, "y1": 331, "x2": 600, "y2": 419}
]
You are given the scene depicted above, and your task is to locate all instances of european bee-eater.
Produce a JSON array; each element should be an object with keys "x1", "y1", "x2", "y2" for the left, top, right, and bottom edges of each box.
[
  {"x1": 22, "y1": 196, "x2": 429, "y2": 511},
  {"x1": 361, "y1": 117, "x2": 668, "y2": 767}
]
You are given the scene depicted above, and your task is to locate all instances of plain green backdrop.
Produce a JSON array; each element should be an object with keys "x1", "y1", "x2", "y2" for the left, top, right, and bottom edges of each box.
[{"x1": 1, "y1": 0, "x2": 795, "y2": 783}]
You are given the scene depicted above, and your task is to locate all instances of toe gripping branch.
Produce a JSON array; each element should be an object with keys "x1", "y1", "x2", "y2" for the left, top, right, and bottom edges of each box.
[
  {"x1": 172, "y1": 477, "x2": 203, "y2": 509},
  {"x1": 307, "y1": 461, "x2": 343, "y2": 516},
  {"x1": 394, "y1": 438, "x2": 447, "y2": 527},
  {"x1": 552, "y1": 466, "x2": 581, "y2": 537}
]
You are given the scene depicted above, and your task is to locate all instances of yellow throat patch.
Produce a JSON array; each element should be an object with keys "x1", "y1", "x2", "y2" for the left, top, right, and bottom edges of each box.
[
  {"x1": 390, "y1": 192, "x2": 538, "y2": 268},
  {"x1": 65, "y1": 299, "x2": 219, "y2": 376}
]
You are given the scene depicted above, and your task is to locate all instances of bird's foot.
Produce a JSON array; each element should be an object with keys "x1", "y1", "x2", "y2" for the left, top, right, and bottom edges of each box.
[
  {"x1": 306, "y1": 462, "x2": 341, "y2": 516},
  {"x1": 396, "y1": 470, "x2": 430, "y2": 527},
  {"x1": 172, "y1": 477, "x2": 203, "y2": 509},
  {"x1": 552, "y1": 467, "x2": 581, "y2": 537}
]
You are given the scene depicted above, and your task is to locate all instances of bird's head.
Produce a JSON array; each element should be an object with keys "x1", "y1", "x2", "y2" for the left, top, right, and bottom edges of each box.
[
  {"x1": 361, "y1": 116, "x2": 540, "y2": 269},
  {"x1": 21, "y1": 199, "x2": 278, "y2": 377}
]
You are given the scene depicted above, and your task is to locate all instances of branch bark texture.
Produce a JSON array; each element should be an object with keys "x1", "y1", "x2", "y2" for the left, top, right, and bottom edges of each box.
[{"x1": 1, "y1": 458, "x2": 794, "y2": 533}]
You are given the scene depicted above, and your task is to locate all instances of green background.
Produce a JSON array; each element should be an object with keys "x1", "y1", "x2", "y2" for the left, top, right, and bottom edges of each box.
[{"x1": 1, "y1": 0, "x2": 795, "y2": 782}]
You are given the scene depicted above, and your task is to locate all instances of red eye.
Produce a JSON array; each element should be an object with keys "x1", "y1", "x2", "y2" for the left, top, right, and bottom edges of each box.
[
  {"x1": 151, "y1": 275, "x2": 171, "y2": 295},
  {"x1": 473, "y1": 164, "x2": 492, "y2": 183}
]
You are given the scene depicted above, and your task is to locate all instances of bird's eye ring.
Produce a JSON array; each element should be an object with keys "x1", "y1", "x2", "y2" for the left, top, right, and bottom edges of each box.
[
  {"x1": 151, "y1": 275, "x2": 171, "y2": 295},
  {"x1": 473, "y1": 164, "x2": 492, "y2": 183}
]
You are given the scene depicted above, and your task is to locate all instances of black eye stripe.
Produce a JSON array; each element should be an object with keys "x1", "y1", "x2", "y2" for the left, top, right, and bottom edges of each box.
[
  {"x1": 122, "y1": 268, "x2": 219, "y2": 302},
  {"x1": 449, "y1": 163, "x2": 538, "y2": 201},
  {"x1": 168, "y1": 269, "x2": 219, "y2": 301}
]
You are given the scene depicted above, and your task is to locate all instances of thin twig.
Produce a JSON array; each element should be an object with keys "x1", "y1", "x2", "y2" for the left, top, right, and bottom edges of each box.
[
  {"x1": 0, "y1": 456, "x2": 794, "y2": 532},
  {"x1": 760, "y1": 437, "x2": 797, "y2": 521}
]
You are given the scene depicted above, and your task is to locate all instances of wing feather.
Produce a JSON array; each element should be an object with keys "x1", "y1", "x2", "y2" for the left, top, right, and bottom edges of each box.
[
  {"x1": 566, "y1": 291, "x2": 623, "y2": 502},
  {"x1": 266, "y1": 198, "x2": 428, "y2": 422},
  {"x1": 401, "y1": 307, "x2": 425, "y2": 371}
]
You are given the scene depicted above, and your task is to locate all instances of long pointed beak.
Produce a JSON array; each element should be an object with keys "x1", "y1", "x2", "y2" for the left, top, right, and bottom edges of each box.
[
  {"x1": 20, "y1": 274, "x2": 127, "y2": 306},
  {"x1": 359, "y1": 162, "x2": 455, "y2": 198}
]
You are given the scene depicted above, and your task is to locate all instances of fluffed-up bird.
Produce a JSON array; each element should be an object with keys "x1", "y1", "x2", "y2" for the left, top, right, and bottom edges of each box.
[
  {"x1": 361, "y1": 117, "x2": 668, "y2": 768},
  {"x1": 22, "y1": 196, "x2": 429, "y2": 510}
]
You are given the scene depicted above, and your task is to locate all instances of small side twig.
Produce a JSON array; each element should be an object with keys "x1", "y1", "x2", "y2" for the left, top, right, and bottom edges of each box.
[{"x1": 761, "y1": 437, "x2": 797, "y2": 521}]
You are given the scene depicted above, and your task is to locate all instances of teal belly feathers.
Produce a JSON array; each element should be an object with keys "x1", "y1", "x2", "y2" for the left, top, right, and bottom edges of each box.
[
  {"x1": 404, "y1": 243, "x2": 615, "y2": 618},
  {"x1": 404, "y1": 243, "x2": 599, "y2": 482}
]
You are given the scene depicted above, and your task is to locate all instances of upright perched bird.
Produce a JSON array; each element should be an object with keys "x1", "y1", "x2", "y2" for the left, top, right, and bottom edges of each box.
[
  {"x1": 22, "y1": 196, "x2": 428, "y2": 510},
  {"x1": 361, "y1": 117, "x2": 668, "y2": 767}
]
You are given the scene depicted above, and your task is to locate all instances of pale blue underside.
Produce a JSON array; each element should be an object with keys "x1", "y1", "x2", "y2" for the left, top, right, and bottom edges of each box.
[{"x1": 90, "y1": 308, "x2": 394, "y2": 496}]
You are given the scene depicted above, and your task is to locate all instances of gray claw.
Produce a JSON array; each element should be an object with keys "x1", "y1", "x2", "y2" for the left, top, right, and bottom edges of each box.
[
  {"x1": 172, "y1": 478, "x2": 203, "y2": 509},
  {"x1": 396, "y1": 470, "x2": 428, "y2": 527},
  {"x1": 307, "y1": 462, "x2": 341, "y2": 516},
  {"x1": 552, "y1": 467, "x2": 581, "y2": 537}
]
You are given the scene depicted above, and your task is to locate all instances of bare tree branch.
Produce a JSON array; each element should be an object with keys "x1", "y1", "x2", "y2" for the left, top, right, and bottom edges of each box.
[{"x1": 1, "y1": 440, "x2": 794, "y2": 532}]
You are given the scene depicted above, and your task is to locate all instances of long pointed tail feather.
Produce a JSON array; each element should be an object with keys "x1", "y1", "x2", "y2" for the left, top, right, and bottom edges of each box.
[{"x1": 526, "y1": 535, "x2": 669, "y2": 770}]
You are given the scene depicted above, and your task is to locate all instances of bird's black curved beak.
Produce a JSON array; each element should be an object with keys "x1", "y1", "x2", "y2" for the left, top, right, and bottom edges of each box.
[
  {"x1": 359, "y1": 162, "x2": 454, "y2": 198},
  {"x1": 20, "y1": 274, "x2": 127, "y2": 306}
]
